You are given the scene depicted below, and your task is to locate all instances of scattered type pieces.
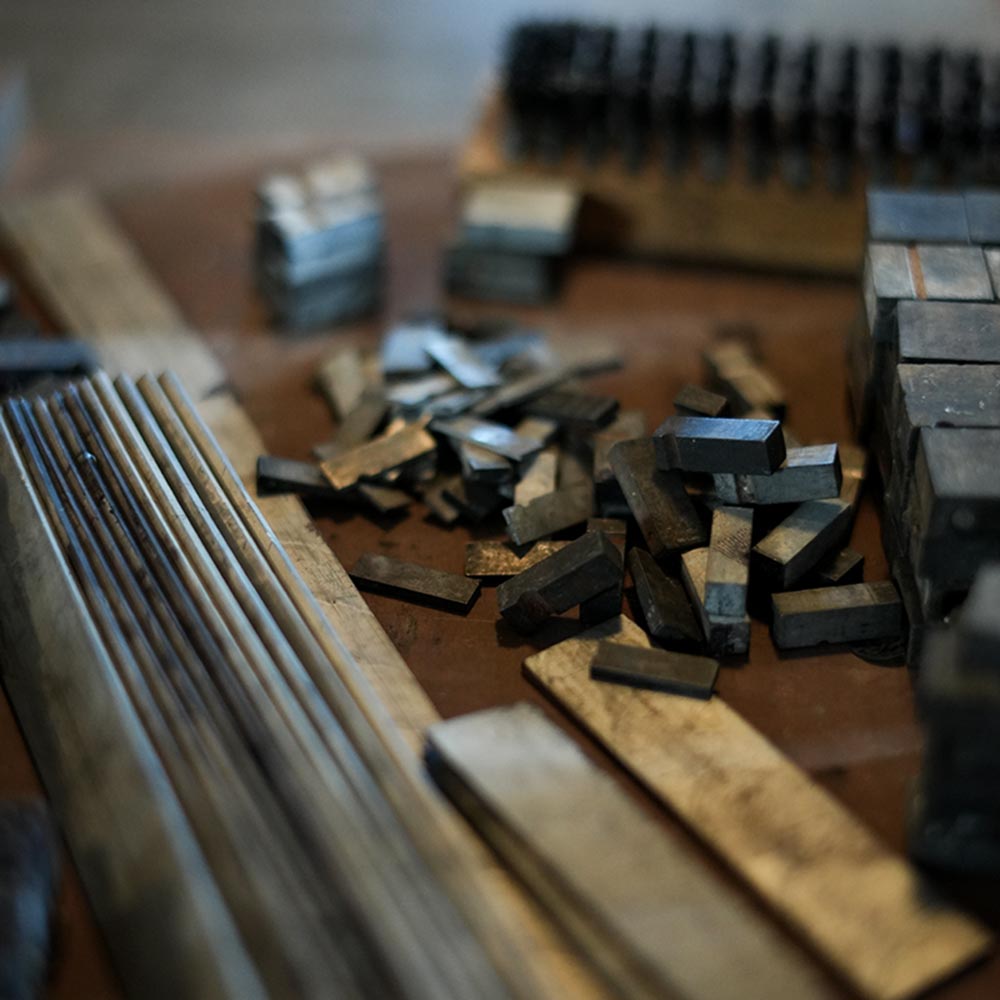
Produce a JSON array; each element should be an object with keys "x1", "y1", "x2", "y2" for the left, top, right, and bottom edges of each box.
[
  {"x1": 502, "y1": 484, "x2": 593, "y2": 546},
  {"x1": 771, "y1": 582, "x2": 903, "y2": 649},
  {"x1": 752, "y1": 499, "x2": 853, "y2": 589},
  {"x1": 496, "y1": 530, "x2": 622, "y2": 633},
  {"x1": 712, "y1": 445, "x2": 842, "y2": 505},
  {"x1": 591, "y1": 642, "x2": 720, "y2": 699},
  {"x1": 705, "y1": 506, "x2": 753, "y2": 619},
  {"x1": 320, "y1": 423, "x2": 436, "y2": 491},
  {"x1": 350, "y1": 552, "x2": 480, "y2": 613},
  {"x1": 431, "y1": 415, "x2": 544, "y2": 462},
  {"x1": 464, "y1": 540, "x2": 569, "y2": 578},
  {"x1": 674, "y1": 384, "x2": 730, "y2": 418},
  {"x1": 628, "y1": 549, "x2": 703, "y2": 649},
  {"x1": 682, "y1": 548, "x2": 751, "y2": 657},
  {"x1": 655, "y1": 415, "x2": 786, "y2": 475},
  {"x1": 256, "y1": 455, "x2": 340, "y2": 499}
]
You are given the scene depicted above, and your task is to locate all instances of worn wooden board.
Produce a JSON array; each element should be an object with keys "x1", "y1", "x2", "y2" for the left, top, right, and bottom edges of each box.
[{"x1": 523, "y1": 616, "x2": 992, "y2": 1000}]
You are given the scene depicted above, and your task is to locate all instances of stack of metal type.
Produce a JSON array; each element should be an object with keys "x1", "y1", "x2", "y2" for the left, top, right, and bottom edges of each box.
[
  {"x1": 0, "y1": 370, "x2": 549, "y2": 999},
  {"x1": 848, "y1": 187, "x2": 1000, "y2": 661},
  {"x1": 262, "y1": 320, "x2": 896, "y2": 664},
  {"x1": 254, "y1": 154, "x2": 384, "y2": 329},
  {"x1": 445, "y1": 181, "x2": 580, "y2": 304},
  {"x1": 912, "y1": 564, "x2": 1000, "y2": 872}
]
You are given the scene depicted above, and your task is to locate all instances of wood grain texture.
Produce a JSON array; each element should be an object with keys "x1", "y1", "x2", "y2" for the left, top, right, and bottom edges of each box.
[{"x1": 524, "y1": 616, "x2": 992, "y2": 1000}]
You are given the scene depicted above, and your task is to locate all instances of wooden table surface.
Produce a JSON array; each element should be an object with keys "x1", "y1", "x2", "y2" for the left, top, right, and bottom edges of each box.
[{"x1": 2, "y1": 149, "x2": 999, "y2": 998}]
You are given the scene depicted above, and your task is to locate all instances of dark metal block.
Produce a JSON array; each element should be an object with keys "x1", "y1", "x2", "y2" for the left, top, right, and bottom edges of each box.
[
  {"x1": 513, "y1": 446, "x2": 558, "y2": 505},
  {"x1": 654, "y1": 415, "x2": 785, "y2": 474},
  {"x1": 320, "y1": 422, "x2": 436, "y2": 491},
  {"x1": 442, "y1": 476, "x2": 505, "y2": 523},
  {"x1": 771, "y1": 582, "x2": 903, "y2": 648},
  {"x1": 809, "y1": 547, "x2": 865, "y2": 587},
  {"x1": 356, "y1": 483, "x2": 412, "y2": 514},
  {"x1": 425, "y1": 332, "x2": 502, "y2": 389},
  {"x1": 680, "y1": 547, "x2": 750, "y2": 656},
  {"x1": 464, "y1": 540, "x2": 569, "y2": 578},
  {"x1": 380, "y1": 322, "x2": 436, "y2": 375},
  {"x1": 0, "y1": 339, "x2": 98, "y2": 389},
  {"x1": 674, "y1": 384, "x2": 730, "y2": 417},
  {"x1": 705, "y1": 506, "x2": 753, "y2": 618},
  {"x1": 712, "y1": 445, "x2": 842, "y2": 505},
  {"x1": 496, "y1": 530, "x2": 623, "y2": 633},
  {"x1": 522, "y1": 389, "x2": 619, "y2": 429},
  {"x1": 862, "y1": 243, "x2": 916, "y2": 343},
  {"x1": 752, "y1": 499, "x2": 853, "y2": 589},
  {"x1": 350, "y1": 552, "x2": 480, "y2": 612},
  {"x1": 579, "y1": 584, "x2": 624, "y2": 626},
  {"x1": 593, "y1": 410, "x2": 647, "y2": 515},
  {"x1": 609, "y1": 439, "x2": 706, "y2": 558},
  {"x1": 916, "y1": 245, "x2": 993, "y2": 301},
  {"x1": 502, "y1": 483, "x2": 593, "y2": 545},
  {"x1": 256, "y1": 455, "x2": 340, "y2": 499},
  {"x1": 431, "y1": 415, "x2": 545, "y2": 462},
  {"x1": 867, "y1": 189, "x2": 970, "y2": 244},
  {"x1": 964, "y1": 190, "x2": 1000, "y2": 244},
  {"x1": 458, "y1": 442, "x2": 513, "y2": 485},
  {"x1": 896, "y1": 301, "x2": 1000, "y2": 364},
  {"x1": 590, "y1": 641, "x2": 719, "y2": 699},
  {"x1": 628, "y1": 549, "x2": 702, "y2": 648}
]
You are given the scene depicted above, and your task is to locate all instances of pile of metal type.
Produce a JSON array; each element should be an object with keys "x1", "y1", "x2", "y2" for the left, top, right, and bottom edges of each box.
[
  {"x1": 445, "y1": 181, "x2": 580, "y2": 304},
  {"x1": 849, "y1": 187, "x2": 1000, "y2": 662},
  {"x1": 500, "y1": 22, "x2": 1000, "y2": 188},
  {"x1": 261, "y1": 318, "x2": 899, "y2": 677},
  {"x1": 254, "y1": 155, "x2": 383, "y2": 330},
  {"x1": 0, "y1": 371, "x2": 543, "y2": 999},
  {"x1": 912, "y1": 565, "x2": 1000, "y2": 872}
]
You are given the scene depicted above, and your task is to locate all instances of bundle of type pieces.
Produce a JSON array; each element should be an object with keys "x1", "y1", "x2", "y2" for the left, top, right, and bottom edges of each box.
[
  {"x1": 0, "y1": 371, "x2": 553, "y2": 1000},
  {"x1": 461, "y1": 22, "x2": 1000, "y2": 273},
  {"x1": 850, "y1": 186, "x2": 1000, "y2": 664},
  {"x1": 254, "y1": 154, "x2": 383, "y2": 329},
  {"x1": 850, "y1": 186, "x2": 1000, "y2": 871},
  {"x1": 260, "y1": 320, "x2": 896, "y2": 671}
]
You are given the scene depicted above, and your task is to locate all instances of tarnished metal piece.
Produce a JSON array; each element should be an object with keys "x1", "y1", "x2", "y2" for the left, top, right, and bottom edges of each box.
[
  {"x1": 809, "y1": 547, "x2": 865, "y2": 587},
  {"x1": 443, "y1": 476, "x2": 505, "y2": 523},
  {"x1": 350, "y1": 552, "x2": 480, "y2": 612},
  {"x1": 752, "y1": 499, "x2": 853, "y2": 588},
  {"x1": 471, "y1": 366, "x2": 573, "y2": 417},
  {"x1": 496, "y1": 530, "x2": 623, "y2": 633},
  {"x1": 705, "y1": 506, "x2": 753, "y2": 618},
  {"x1": 380, "y1": 322, "x2": 436, "y2": 375},
  {"x1": 425, "y1": 333, "x2": 502, "y2": 389},
  {"x1": 458, "y1": 442, "x2": 513, "y2": 485},
  {"x1": 771, "y1": 582, "x2": 903, "y2": 648},
  {"x1": 320, "y1": 422, "x2": 436, "y2": 491},
  {"x1": 580, "y1": 517, "x2": 626, "y2": 625},
  {"x1": 628, "y1": 548, "x2": 702, "y2": 649},
  {"x1": 897, "y1": 301, "x2": 1000, "y2": 364},
  {"x1": 421, "y1": 475, "x2": 462, "y2": 524},
  {"x1": 712, "y1": 445, "x2": 842, "y2": 505},
  {"x1": 431, "y1": 415, "x2": 544, "y2": 462},
  {"x1": 916, "y1": 245, "x2": 993, "y2": 301},
  {"x1": 655, "y1": 415, "x2": 785, "y2": 474},
  {"x1": 610, "y1": 439, "x2": 706, "y2": 558},
  {"x1": 955, "y1": 564, "x2": 1000, "y2": 671},
  {"x1": 502, "y1": 483, "x2": 593, "y2": 545},
  {"x1": 513, "y1": 446, "x2": 558, "y2": 506},
  {"x1": 866, "y1": 189, "x2": 970, "y2": 243},
  {"x1": 523, "y1": 390, "x2": 619, "y2": 430},
  {"x1": 862, "y1": 243, "x2": 916, "y2": 342},
  {"x1": 681, "y1": 547, "x2": 751, "y2": 656},
  {"x1": 464, "y1": 540, "x2": 569, "y2": 578},
  {"x1": 674, "y1": 384, "x2": 730, "y2": 418},
  {"x1": 591, "y1": 641, "x2": 719, "y2": 699},
  {"x1": 256, "y1": 455, "x2": 340, "y2": 499},
  {"x1": 593, "y1": 410, "x2": 647, "y2": 516},
  {"x1": 385, "y1": 373, "x2": 458, "y2": 408},
  {"x1": 357, "y1": 483, "x2": 412, "y2": 514},
  {"x1": 513, "y1": 415, "x2": 559, "y2": 446},
  {"x1": 313, "y1": 388, "x2": 388, "y2": 459}
]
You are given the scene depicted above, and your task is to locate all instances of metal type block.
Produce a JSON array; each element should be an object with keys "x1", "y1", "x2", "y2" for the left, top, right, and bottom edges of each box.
[
  {"x1": 580, "y1": 517, "x2": 626, "y2": 625},
  {"x1": 384, "y1": 373, "x2": 458, "y2": 408},
  {"x1": 866, "y1": 189, "x2": 970, "y2": 243},
  {"x1": 654, "y1": 415, "x2": 785, "y2": 474},
  {"x1": 956, "y1": 563, "x2": 1000, "y2": 673},
  {"x1": 502, "y1": 483, "x2": 593, "y2": 545},
  {"x1": 312, "y1": 389, "x2": 388, "y2": 460},
  {"x1": 628, "y1": 548, "x2": 703, "y2": 649},
  {"x1": 590, "y1": 642, "x2": 719, "y2": 699},
  {"x1": 380, "y1": 322, "x2": 437, "y2": 375},
  {"x1": 916, "y1": 245, "x2": 993, "y2": 301},
  {"x1": 421, "y1": 476, "x2": 462, "y2": 525},
  {"x1": 256, "y1": 455, "x2": 340, "y2": 499},
  {"x1": 445, "y1": 245, "x2": 557, "y2": 305},
  {"x1": 496, "y1": 530, "x2": 623, "y2": 633},
  {"x1": 464, "y1": 540, "x2": 569, "y2": 578},
  {"x1": 609, "y1": 439, "x2": 706, "y2": 558},
  {"x1": 809, "y1": 547, "x2": 865, "y2": 587},
  {"x1": 512, "y1": 415, "x2": 559, "y2": 445},
  {"x1": 471, "y1": 366, "x2": 574, "y2": 417},
  {"x1": 964, "y1": 190, "x2": 1000, "y2": 244},
  {"x1": 680, "y1": 547, "x2": 751, "y2": 657},
  {"x1": 896, "y1": 301, "x2": 1000, "y2": 364},
  {"x1": 862, "y1": 243, "x2": 916, "y2": 342},
  {"x1": 712, "y1": 445, "x2": 842, "y2": 505},
  {"x1": 771, "y1": 582, "x2": 903, "y2": 648},
  {"x1": 514, "y1": 446, "x2": 558, "y2": 506},
  {"x1": 431, "y1": 414, "x2": 545, "y2": 462},
  {"x1": 0, "y1": 339, "x2": 98, "y2": 386},
  {"x1": 460, "y1": 181, "x2": 580, "y2": 255},
  {"x1": 674, "y1": 384, "x2": 730, "y2": 417},
  {"x1": 320, "y1": 422, "x2": 436, "y2": 491},
  {"x1": 421, "y1": 388, "x2": 489, "y2": 418},
  {"x1": 315, "y1": 346, "x2": 367, "y2": 420},
  {"x1": 752, "y1": 499, "x2": 853, "y2": 588},
  {"x1": 425, "y1": 333, "x2": 502, "y2": 389},
  {"x1": 459, "y1": 442, "x2": 513, "y2": 485},
  {"x1": 442, "y1": 477, "x2": 505, "y2": 523},
  {"x1": 705, "y1": 506, "x2": 753, "y2": 618},
  {"x1": 350, "y1": 552, "x2": 480, "y2": 612},
  {"x1": 593, "y1": 410, "x2": 647, "y2": 514},
  {"x1": 522, "y1": 389, "x2": 619, "y2": 429},
  {"x1": 356, "y1": 483, "x2": 412, "y2": 514}
]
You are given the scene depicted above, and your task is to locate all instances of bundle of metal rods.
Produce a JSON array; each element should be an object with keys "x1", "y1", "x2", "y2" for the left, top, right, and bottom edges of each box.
[{"x1": 0, "y1": 372, "x2": 533, "y2": 999}]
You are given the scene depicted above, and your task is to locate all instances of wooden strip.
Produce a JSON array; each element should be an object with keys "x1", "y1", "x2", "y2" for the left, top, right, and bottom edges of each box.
[
  {"x1": 428, "y1": 704, "x2": 833, "y2": 1000},
  {"x1": 523, "y1": 616, "x2": 992, "y2": 1000}
]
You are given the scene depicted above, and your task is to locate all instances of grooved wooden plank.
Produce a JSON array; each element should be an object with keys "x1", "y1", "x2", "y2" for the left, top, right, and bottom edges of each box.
[{"x1": 524, "y1": 616, "x2": 992, "y2": 1000}]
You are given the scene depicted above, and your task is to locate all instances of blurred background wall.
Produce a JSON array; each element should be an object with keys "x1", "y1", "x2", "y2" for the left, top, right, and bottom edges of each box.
[{"x1": 1, "y1": 0, "x2": 1000, "y2": 186}]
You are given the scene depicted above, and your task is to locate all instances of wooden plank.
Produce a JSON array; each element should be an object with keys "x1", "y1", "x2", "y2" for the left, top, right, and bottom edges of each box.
[
  {"x1": 428, "y1": 704, "x2": 834, "y2": 1000},
  {"x1": 524, "y1": 616, "x2": 992, "y2": 1000}
]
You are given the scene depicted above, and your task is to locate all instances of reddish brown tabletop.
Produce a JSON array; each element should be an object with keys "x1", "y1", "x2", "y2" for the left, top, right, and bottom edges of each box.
[{"x1": 3, "y1": 150, "x2": 998, "y2": 998}]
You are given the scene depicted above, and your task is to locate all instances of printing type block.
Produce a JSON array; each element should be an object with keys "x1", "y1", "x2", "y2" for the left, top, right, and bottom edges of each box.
[
  {"x1": 752, "y1": 499, "x2": 853, "y2": 589},
  {"x1": 772, "y1": 582, "x2": 903, "y2": 648},
  {"x1": 654, "y1": 415, "x2": 786, "y2": 474},
  {"x1": 351, "y1": 553, "x2": 480, "y2": 612},
  {"x1": 590, "y1": 642, "x2": 719, "y2": 699},
  {"x1": 628, "y1": 549, "x2": 703, "y2": 649},
  {"x1": 705, "y1": 506, "x2": 753, "y2": 618},
  {"x1": 681, "y1": 547, "x2": 750, "y2": 657},
  {"x1": 712, "y1": 445, "x2": 842, "y2": 505},
  {"x1": 503, "y1": 483, "x2": 593, "y2": 545}
]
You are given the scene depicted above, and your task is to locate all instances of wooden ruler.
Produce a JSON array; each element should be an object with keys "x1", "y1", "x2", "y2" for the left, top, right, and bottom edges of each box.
[
  {"x1": 524, "y1": 616, "x2": 992, "y2": 1000},
  {"x1": 0, "y1": 188, "x2": 607, "y2": 1000}
]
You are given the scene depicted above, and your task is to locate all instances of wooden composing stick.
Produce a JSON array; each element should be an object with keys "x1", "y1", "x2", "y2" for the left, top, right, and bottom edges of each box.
[
  {"x1": 523, "y1": 616, "x2": 992, "y2": 1000},
  {"x1": 427, "y1": 704, "x2": 833, "y2": 1000},
  {"x1": 320, "y1": 421, "x2": 435, "y2": 491},
  {"x1": 654, "y1": 415, "x2": 785, "y2": 474},
  {"x1": 256, "y1": 455, "x2": 341, "y2": 499},
  {"x1": 465, "y1": 540, "x2": 569, "y2": 578},
  {"x1": 351, "y1": 553, "x2": 481, "y2": 613},
  {"x1": 705, "y1": 506, "x2": 753, "y2": 618},
  {"x1": 681, "y1": 547, "x2": 750, "y2": 657},
  {"x1": 503, "y1": 483, "x2": 592, "y2": 545},
  {"x1": 591, "y1": 642, "x2": 719, "y2": 699},
  {"x1": 752, "y1": 499, "x2": 852, "y2": 589},
  {"x1": 496, "y1": 531, "x2": 622, "y2": 633},
  {"x1": 674, "y1": 384, "x2": 730, "y2": 418},
  {"x1": 712, "y1": 445, "x2": 842, "y2": 505},
  {"x1": 628, "y1": 549, "x2": 702, "y2": 649},
  {"x1": 431, "y1": 414, "x2": 544, "y2": 462},
  {"x1": 772, "y1": 582, "x2": 903, "y2": 649},
  {"x1": 609, "y1": 439, "x2": 705, "y2": 558}
]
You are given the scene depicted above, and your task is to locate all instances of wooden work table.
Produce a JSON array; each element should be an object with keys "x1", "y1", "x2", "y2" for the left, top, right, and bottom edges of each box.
[{"x1": 2, "y1": 150, "x2": 998, "y2": 998}]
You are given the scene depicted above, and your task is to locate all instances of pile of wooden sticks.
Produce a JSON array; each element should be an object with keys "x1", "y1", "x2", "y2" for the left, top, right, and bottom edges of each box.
[{"x1": 0, "y1": 371, "x2": 539, "y2": 1000}]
